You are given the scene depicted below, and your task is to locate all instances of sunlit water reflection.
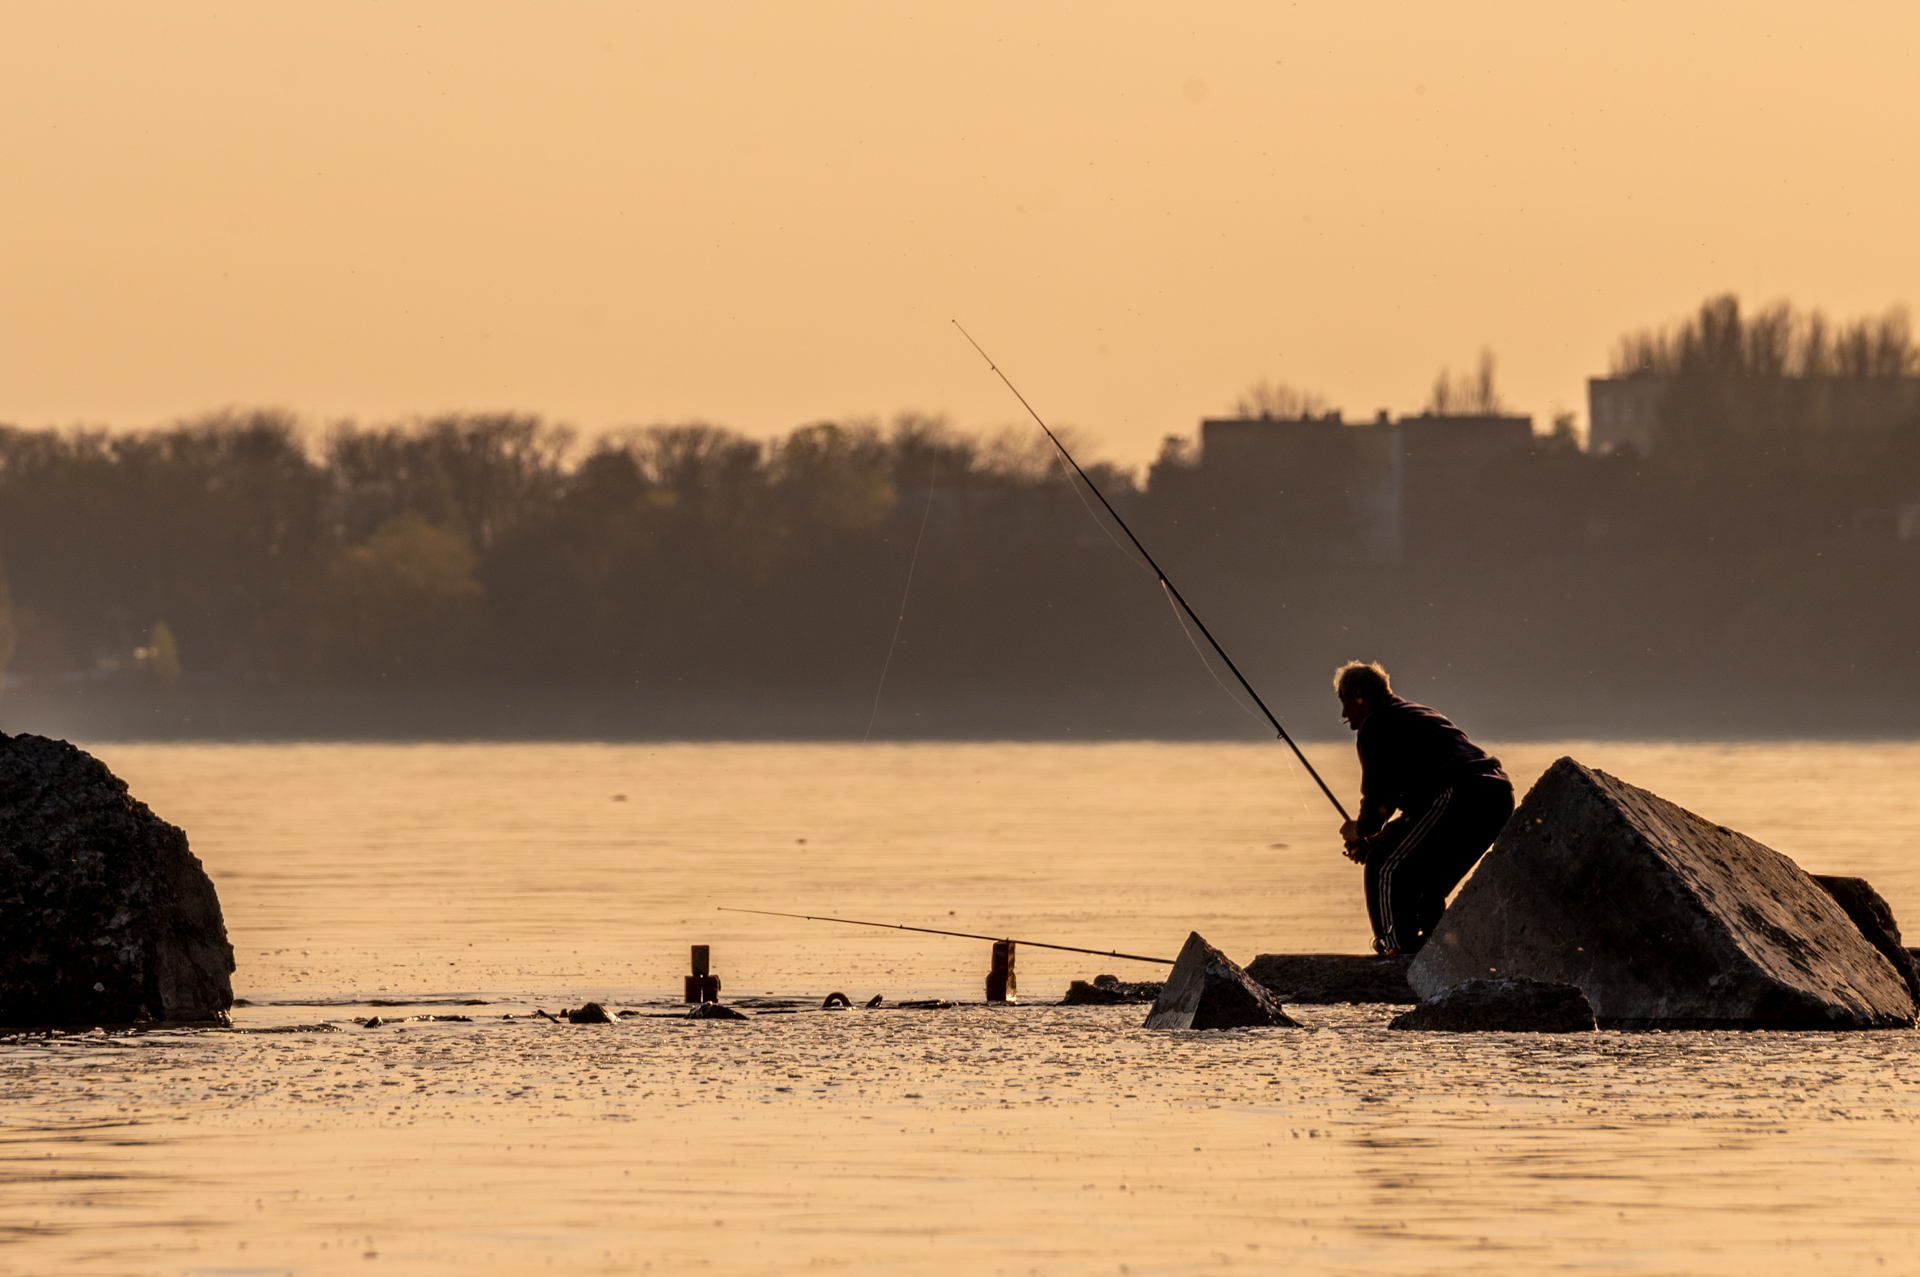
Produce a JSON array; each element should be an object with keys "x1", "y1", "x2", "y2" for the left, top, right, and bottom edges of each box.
[{"x1": 4, "y1": 741, "x2": 1919, "y2": 1274}]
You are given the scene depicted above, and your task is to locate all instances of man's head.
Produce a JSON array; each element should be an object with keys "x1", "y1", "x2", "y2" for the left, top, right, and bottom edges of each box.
[{"x1": 1333, "y1": 660, "x2": 1392, "y2": 730}]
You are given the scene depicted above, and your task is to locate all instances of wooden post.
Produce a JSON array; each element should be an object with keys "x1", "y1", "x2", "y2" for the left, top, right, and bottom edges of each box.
[
  {"x1": 986, "y1": 940, "x2": 1017, "y2": 1002},
  {"x1": 685, "y1": 945, "x2": 720, "y2": 1003}
]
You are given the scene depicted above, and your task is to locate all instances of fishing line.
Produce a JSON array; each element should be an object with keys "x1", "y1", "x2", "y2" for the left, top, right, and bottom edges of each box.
[
  {"x1": 863, "y1": 460, "x2": 938, "y2": 743},
  {"x1": 952, "y1": 320, "x2": 1352, "y2": 822},
  {"x1": 1043, "y1": 442, "x2": 1155, "y2": 578},
  {"x1": 998, "y1": 362, "x2": 1267, "y2": 723},
  {"x1": 1159, "y1": 580, "x2": 1265, "y2": 728},
  {"x1": 1157, "y1": 580, "x2": 1313, "y2": 813},
  {"x1": 1065, "y1": 438, "x2": 1305, "y2": 764},
  {"x1": 1046, "y1": 415, "x2": 1313, "y2": 817},
  {"x1": 719, "y1": 906, "x2": 1174, "y2": 964}
]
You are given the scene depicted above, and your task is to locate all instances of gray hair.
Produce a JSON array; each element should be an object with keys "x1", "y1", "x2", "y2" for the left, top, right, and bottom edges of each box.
[{"x1": 1332, "y1": 660, "x2": 1392, "y2": 701}]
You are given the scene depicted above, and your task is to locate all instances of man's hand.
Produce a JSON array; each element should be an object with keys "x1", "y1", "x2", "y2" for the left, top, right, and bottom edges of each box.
[{"x1": 1340, "y1": 820, "x2": 1367, "y2": 864}]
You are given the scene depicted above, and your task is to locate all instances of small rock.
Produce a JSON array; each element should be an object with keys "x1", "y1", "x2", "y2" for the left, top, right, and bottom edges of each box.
[
  {"x1": 1144, "y1": 932, "x2": 1297, "y2": 1030},
  {"x1": 864, "y1": 994, "x2": 884, "y2": 1008},
  {"x1": 821, "y1": 992, "x2": 852, "y2": 1009},
  {"x1": 565, "y1": 1002, "x2": 615, "y2": 1024},
  {"x1": 687, "y1": 1002, "x2": 747, "y2": 1020},
  {"x1": 1390, "y1": 978, "x2": 1595, "y2": 1032}
]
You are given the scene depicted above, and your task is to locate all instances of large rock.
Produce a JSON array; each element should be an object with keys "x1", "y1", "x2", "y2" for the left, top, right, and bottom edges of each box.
[
  {"x1": 1143, "y1": 932, "x2": 1297, "y2": 1030},
  {"x1": 1245, "y1": 953, "x2": 1416, "y2": 1004},
  {"x1": 0, "y1": 734, "x2": 234, "y2": 1026},
  {"x1": 1408, "y1": 757, "x2": 1916, "y2": 1030},
  {"x1": 1390, "y1": 978, "x2": 1595, "y2": 1032},
  {"x1": 1814, "y1": 876, "x2": 1920, "y2": 1006}
]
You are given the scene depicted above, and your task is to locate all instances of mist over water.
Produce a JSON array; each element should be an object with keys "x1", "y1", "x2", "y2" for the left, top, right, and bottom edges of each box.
[{"x1": 6, "y1": 739, "x2": 1919, "y2": 1274}]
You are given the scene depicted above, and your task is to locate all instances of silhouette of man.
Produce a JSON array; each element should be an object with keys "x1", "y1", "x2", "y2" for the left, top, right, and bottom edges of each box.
[{"x1": 1334, "y1": 661, "x2": 1513, "y2": 955}]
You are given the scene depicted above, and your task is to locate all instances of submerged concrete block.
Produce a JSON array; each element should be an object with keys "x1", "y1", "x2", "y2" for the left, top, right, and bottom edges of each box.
[
  {"x1": 0, "y1": 734, "x2": 234, "y2": 1027},
  {"x1": 1409, "y1": 757, "x2": 1916, "y2": 1030},
  {"x1": 1143, "y1": 932, "x2": 1297, "y2": 1030},
  {"x1": 566, "y1": 1002, "x2": 615, "y2": 1024},
  {"x1": 1061, "y1": 974, "x2": 1163, "y2": 1005},
  {"x1": 1244, "y1": 953, "x2": 1416, "y2": 1004},
  {"x1": 1389, "y1": 977, "x2": 1595, "y2": 1032},
  {"x1": 687, "y1": 1002, "x2": 747, "y2": 1020}
]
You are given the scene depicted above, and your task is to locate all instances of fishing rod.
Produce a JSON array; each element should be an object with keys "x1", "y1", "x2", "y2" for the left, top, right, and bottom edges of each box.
[
  {"x1": 718, "y1": 907, "x2": 1174, "y2": 965},
  {"x1": 951, "y1": 321, "x2": 1352, "y2": 823}
]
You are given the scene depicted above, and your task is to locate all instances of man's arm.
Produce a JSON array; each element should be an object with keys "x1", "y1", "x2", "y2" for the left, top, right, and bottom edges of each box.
[
  {"x1": 1341, "y1": 712, "x2": 1399, "y2": 861},
  {"x1": 1356, "y1": 709, "x2": 1402, "y2": 835},
  {"x1": 1340, "y1": 800, "x2": 1397, "y2": 862}
]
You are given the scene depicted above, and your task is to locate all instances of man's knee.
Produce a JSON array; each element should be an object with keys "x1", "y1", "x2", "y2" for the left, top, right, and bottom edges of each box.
[{"x1": 1364, "y1": 816, "x2": 1416, "y2": 869}]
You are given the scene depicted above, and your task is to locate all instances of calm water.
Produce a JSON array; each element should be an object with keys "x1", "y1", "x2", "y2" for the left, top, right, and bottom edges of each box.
[{"x1": 5, "y1": 740, "x2": 1920, "y2": 1275}]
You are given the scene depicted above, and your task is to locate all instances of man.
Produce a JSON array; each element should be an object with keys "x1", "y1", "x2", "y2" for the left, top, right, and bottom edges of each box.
[{"x1": 1334, "y1": 661, "x2": 1513, "y2": 955}]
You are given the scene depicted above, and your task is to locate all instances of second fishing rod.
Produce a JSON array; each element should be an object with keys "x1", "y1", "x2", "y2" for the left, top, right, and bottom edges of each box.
[{"x1": 952, "y1": 322, "x2": 1351, "y2": 824}]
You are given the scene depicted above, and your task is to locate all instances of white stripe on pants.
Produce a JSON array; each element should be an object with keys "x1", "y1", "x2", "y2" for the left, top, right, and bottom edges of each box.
[{"x1": 1374, "y1": 787, "x2": 1454, "y2": 952}]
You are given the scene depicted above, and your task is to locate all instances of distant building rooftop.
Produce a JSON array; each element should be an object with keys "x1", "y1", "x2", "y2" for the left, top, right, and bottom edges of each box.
[{"x1": 1192, "y1": 411, "x2": 1535, "y2": 564}]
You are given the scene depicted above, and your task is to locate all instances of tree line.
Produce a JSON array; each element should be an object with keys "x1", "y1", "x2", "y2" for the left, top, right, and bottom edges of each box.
[
  {"x1": 0, "y1": 294, "x2": 1915, "y2": 735},
  {"x1": 0, "y1": 411, "x2": 1157, "y2": 697}
]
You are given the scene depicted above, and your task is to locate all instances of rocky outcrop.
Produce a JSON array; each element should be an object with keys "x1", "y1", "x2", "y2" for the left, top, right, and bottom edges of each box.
[
  {"x1": 0, "y1": 734, "x2": 234, "y2": 1026},
  {"x1": 1062, "y1": 974, "x2": 1163, "y2": 1005},
  {"x1": 1813, "y1": 876, "x2": 1920, "y2": 1006},
  {"x1": 1244, "y1": 953, "x2": 1416, "y2": 1004},
  {"x1": 1389, "y1": 978, "x2": 1595, "y2": 1032},
  {"x1": 1409, "y1": 758, "x2": 1915, "y2": 1030},
  {"x1": 1144, "y1": 932, "x2": 1297, "y2": 1030}
]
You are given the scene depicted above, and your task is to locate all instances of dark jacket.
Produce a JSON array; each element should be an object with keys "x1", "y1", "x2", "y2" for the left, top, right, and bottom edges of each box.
[{"x1": 1355, "y1": 696, "x2": 1509, "y2": 837}]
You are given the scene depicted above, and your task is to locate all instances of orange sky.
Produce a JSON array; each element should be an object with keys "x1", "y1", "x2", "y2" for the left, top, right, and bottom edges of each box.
[{"x1": 4, "y1": 2, "x2": 1917, "y2": 464}]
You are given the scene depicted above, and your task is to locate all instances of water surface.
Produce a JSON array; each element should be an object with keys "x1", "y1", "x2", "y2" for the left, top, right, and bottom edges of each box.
[{"x1": 5, "y1": 740, "x2": 1919, "y2": 1274}]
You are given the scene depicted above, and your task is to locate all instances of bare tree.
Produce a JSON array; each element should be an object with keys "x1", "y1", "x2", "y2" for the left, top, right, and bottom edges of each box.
[
  {"x1": 1610, "y1": 295, "x2": 1920, "y2": 379},
  {"x1": 1231, "y1": 379, "x2": 1332, "y2": 420},
  {"x1": 1427, "y1": 349, "x2": 1505, "y2": 415}
]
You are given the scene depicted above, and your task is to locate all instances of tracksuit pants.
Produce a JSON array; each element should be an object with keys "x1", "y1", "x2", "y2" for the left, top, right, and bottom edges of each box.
[{"x1": 1363, "y1": 778, "x2": 1514, "y2": 954}]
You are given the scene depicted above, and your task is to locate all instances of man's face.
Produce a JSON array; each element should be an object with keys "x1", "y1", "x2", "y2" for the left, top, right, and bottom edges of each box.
[{"x1": 1340, "y1": 692, "x2": 1372, "y2": 731}]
